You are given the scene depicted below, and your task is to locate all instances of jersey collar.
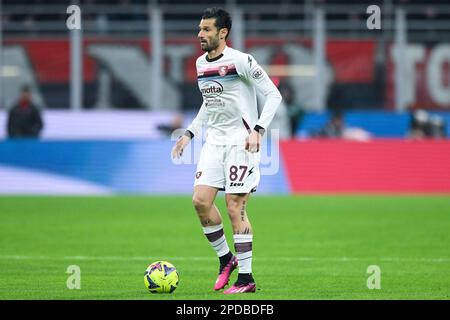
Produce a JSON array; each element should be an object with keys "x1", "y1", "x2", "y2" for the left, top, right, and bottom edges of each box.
[{"x1": 205, "y1": 46, "x2": 228, "y2": 62}]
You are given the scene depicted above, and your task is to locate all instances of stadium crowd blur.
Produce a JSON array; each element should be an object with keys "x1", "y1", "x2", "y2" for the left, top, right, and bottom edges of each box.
[
  {"x1": 1, "y1": 0, "x2": 449, "y2": 140},
  {"x1": 2, "y1": 0, "x2": 449, "y2": 33}
]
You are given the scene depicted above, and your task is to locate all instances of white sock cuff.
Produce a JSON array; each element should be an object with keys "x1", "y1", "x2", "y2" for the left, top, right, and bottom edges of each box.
[
  {"x1": 202, "y1": 223, "x2": 223, "y2": 234},
  {"x1": 233, "y1": 234, "x2": 253, "y2": 243}
]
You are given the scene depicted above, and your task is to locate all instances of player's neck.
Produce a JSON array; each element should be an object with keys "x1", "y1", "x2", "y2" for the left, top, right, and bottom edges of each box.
[{"x1": 207, "y1": 42, "x2": 226, "y2": 60}]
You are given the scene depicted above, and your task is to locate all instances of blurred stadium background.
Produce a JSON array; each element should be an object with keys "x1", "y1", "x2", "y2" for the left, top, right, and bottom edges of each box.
[
  {"x1": 1, "y1": 0, "x2": 450, "y2": 301},
  {"x1": 0, "y1": 0, "x2": 450, "y2": 194}
]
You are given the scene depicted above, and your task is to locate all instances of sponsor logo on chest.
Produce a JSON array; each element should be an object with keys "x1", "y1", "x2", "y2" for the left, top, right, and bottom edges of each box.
[{"x1": 200, "y1": 80, "x2": 223, "y2": 98}]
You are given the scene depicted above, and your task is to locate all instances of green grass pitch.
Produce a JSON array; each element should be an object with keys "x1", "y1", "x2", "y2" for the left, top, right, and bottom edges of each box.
[{"x1": 0, "y1": 195, "x2": 449, "y2": 300}]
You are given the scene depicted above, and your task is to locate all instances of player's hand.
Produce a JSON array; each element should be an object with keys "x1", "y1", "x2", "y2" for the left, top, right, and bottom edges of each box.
[
  {"x1": 171, "y1": 135, "x2": 191, "y2": 159},
  {"x1": 245, "y1": 130, "x2": 261, "y2": 153}
]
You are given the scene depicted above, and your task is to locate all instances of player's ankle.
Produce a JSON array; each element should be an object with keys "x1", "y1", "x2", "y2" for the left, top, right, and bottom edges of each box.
[
  {"x1": 219, "y1": 251, "x2": 233, "y2": 270},
  {"x1": 236, "y1": 273, "x2": 254, "y2": 285}
]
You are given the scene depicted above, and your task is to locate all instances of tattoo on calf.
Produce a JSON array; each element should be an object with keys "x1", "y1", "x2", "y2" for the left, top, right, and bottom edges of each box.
[
  {"x1": 240, "y1": 200, "x2": 246, "y2": 222},
  {"x1": 237, "y1": 227, "x2": 250, "y2": 235}
]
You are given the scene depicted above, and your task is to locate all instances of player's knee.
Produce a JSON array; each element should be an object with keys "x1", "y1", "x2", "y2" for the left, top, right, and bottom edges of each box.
[{"x1": 192, "y1": 194, "x2": 211, "y2": 213}]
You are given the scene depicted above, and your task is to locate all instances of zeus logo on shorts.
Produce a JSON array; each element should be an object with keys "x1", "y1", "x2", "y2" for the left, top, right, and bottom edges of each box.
[
  {"x1": 196, "y1": 171, "x2": 202, "y2": 179},
  {"x1": 230, "y1": 182, "x2": 244, "y2": 187}
]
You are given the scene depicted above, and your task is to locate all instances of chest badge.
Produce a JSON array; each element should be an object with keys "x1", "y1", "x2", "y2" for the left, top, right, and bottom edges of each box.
[{"x1": 218, "y1": 65, "x2": 228, "y2": 76}]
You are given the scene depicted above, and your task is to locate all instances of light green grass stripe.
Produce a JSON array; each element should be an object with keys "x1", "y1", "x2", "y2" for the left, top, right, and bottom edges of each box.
[{"x1": 1, "y1": 255, "x2": 449, "y2": 263}]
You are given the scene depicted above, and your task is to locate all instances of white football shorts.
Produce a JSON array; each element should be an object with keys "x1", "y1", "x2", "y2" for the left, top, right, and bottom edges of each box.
[{"x1": 194, "y1": 143, "x2": 261, "y2": 194}]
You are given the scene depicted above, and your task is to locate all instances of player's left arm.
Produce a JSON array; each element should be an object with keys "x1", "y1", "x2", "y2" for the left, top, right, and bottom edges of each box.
[{"x1": 243, "y1": 55, "x2": 282, "y2": 152}]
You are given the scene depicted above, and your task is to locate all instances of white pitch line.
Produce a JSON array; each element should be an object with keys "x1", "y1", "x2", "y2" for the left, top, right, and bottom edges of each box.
[{"x1": 0, "y1": 255, "x2": 449, "y2": 263}]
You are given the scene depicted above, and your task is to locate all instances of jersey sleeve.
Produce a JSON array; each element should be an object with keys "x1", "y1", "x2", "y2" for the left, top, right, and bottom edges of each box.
[
  {"x1": 240, "y1": 54, "x2": 282, "y2": 134},
  {"x1": 186, "y1": 100, "x2": 207, "y2": 138}
]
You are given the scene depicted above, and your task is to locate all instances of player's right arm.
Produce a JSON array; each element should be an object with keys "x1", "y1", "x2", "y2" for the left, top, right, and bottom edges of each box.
[{"x1": 171, "y1": 101, "x2": 207, "y2": 159}]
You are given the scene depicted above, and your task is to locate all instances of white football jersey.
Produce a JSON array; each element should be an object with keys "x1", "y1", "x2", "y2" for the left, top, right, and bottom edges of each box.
[{"x1": 186, "y1": 46, "x2": 282, "y2": 145}]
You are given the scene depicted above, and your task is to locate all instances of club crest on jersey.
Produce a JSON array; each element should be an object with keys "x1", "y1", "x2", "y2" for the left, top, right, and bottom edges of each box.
[{"x1": 218, "y1": 65, "x2": 228, "y2": 76}]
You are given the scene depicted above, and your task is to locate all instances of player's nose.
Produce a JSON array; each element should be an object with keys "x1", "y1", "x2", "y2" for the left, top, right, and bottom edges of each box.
[{"x1": 197, "y1": 30, "x2": 203, "y2": 38}]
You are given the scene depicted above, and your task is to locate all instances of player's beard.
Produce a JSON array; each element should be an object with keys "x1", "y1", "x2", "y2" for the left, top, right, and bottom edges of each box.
[{"x1": 201, "y1": 35, "x2": 220, "y2": 52}]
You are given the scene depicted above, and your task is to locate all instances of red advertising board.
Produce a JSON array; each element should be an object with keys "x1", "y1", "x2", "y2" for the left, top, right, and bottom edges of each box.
[
  {"x1": 281, "y1": 140, "x2": 450, "y2": 193},
  {"x1": 386, "y1": 43, "x2": 450, "y2": 110},
  {"x1": 5, "y1": 37, "x2": 450, "y2": 110},
  {"x1": 5, "y1": 37, "x2": 376, "y2": 82}
]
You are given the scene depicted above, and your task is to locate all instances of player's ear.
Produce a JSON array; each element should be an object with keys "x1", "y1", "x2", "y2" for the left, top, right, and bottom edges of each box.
[{"x1": 219, "y1": 28, "x2": 228, "y2": 40}]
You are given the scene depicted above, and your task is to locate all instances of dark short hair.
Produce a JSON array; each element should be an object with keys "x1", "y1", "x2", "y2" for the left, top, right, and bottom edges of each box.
[{"x1": 202, "y1": 7, "x2": 232, "y2": 39}]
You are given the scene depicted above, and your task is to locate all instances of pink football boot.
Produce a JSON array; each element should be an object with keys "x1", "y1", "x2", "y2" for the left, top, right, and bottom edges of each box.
[
  {"x1": 223, "y1": 282, "x2": 256, "y2": 294},
  {"x1": 214, "y1": 255, "x2": 238, "y2": 290}
]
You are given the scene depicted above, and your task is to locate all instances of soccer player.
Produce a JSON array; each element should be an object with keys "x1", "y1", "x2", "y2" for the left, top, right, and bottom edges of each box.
[{"x1": 171, "y1": 7, "x2": 282, "y2": 294}]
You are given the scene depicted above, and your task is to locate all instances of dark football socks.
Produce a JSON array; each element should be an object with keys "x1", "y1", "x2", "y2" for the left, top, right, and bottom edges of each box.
[
  {"x1": 219, "y1": 251, "x2": 233, "y2": 271},
  {"x1": 236, "y1": 273, "x2": 255, "y2": 285}
]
